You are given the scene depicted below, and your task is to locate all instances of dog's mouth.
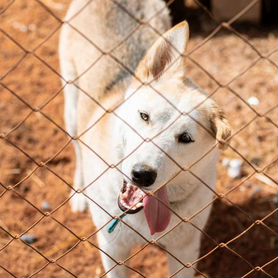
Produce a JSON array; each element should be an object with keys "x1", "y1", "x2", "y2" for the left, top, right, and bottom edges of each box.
[
  {"x1": 118, "y1": 179, "x2": 171, "y2": 235},
  {"x1": 118, "y1": 180, "x2": 145, "y2": 214}
]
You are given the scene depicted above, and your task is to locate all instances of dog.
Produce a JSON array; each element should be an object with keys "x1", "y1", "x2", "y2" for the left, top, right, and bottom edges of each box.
[{"x1": 60, "y1": 1, "x2": 231, "y2": 277}]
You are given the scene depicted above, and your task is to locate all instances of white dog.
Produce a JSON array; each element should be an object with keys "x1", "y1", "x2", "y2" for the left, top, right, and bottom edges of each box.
[{"x1": 60, "y1": 1, "x2": 231, "y2": 277}]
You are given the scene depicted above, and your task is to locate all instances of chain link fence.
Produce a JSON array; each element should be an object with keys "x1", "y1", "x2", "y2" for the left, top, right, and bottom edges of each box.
[{"x1": 0, "y1": 0, "x2": 277, "y2": 277}]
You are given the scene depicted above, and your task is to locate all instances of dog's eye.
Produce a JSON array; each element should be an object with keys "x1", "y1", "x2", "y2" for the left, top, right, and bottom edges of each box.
[
  {"x1": 178, "y1": 132, "x2": 194, "y2": 144},
  {"x1": 139, "y1": 112, "x2": 149, "y2": 122}
]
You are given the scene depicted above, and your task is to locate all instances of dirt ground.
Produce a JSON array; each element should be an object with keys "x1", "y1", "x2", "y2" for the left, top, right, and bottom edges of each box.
[{"x1": 0, "y1": 1, "x2": 277, "y2": 278}]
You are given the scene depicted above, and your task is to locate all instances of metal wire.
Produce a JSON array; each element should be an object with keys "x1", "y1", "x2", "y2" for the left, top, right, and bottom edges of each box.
[{"x1": 0, "y1": 0, "x2": 277, "y2": 277}]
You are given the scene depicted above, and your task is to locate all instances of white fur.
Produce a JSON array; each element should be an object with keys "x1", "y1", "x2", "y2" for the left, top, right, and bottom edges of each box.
[{"x1": 60, "y1": 1, "x2": 228, "y2": 277}]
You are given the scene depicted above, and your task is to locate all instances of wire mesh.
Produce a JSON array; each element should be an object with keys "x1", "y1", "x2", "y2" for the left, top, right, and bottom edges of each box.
[{"x1": 0, "y1": 0, "x2": 277, "y2": 277}]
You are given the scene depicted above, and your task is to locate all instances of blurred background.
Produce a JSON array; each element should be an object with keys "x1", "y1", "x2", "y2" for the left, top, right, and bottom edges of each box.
[{"x1": 0, "y1": 0, "x2": 277, "y2": 277}]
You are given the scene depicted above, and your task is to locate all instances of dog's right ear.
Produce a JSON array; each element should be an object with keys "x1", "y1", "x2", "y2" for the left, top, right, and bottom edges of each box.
[
  {"x1": 209, "y1": 107, "x2": 232, "y2": 150},
  {"x1": 135, "y1": 21, "x2": 189, "y2": 82}
]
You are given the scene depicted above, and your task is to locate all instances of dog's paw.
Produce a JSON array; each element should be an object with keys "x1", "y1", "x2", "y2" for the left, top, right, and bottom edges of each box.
[{"x1": 70, "y1": 192, "x2": 88, "y2": 212}]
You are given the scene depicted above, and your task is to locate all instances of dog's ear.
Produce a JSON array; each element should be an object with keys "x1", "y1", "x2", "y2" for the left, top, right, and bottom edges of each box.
[
  {"x1": 209, "y1": 107, "x2": 232, "y2": 150},
  {"x1": 136, "y1": 21, "x2": 189, "y2": 81}
]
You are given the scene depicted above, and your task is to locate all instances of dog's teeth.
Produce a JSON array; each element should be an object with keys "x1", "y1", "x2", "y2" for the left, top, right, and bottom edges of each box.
[{"x1": 135, "y1": 202, "x2": 143, "y2": 209}]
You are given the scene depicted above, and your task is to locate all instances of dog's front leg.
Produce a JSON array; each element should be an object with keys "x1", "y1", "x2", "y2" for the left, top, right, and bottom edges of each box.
[
  {"x1": 164, "y1": 233, "x2": 202, "y2": 278},
  {"x1": 62, "y1": 57, "x2": 88, "y2": 213},
  {"x1": 97, "y1": 232, "x2": 132, "y2": 278}
]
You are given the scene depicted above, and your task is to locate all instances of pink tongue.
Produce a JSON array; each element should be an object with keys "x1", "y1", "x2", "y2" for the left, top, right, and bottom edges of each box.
[{"x1": 143, "y1": 187, "x2": 171, "y2": 235}]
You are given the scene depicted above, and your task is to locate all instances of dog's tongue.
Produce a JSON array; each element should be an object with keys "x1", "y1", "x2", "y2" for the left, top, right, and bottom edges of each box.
[{"x1": 143, "y1": 187, "x2": 171, "y2": 235}]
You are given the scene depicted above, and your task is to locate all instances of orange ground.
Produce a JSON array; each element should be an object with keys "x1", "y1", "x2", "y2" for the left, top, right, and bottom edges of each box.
[{"x1": 0, "y1": 1, "x2": 277, "y2": 277}]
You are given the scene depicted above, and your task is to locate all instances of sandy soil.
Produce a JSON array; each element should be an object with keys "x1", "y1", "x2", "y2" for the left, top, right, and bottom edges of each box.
[{"x1": 0, "y1": 1, "x2": 277, "y2": 277}]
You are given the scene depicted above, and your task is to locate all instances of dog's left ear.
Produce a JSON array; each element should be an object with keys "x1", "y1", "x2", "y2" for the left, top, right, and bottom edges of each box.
[
  {"x1": 209, "y1": 107, "x2": 232, "y2": 150},
  {"x1": 136, "y1": 21, "x2": 189, "y2": 81}
]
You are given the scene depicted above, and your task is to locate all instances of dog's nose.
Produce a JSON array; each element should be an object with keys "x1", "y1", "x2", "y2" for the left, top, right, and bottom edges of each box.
[{"x1": 131, "y1": 164, "x2": 157, "y2": 187}]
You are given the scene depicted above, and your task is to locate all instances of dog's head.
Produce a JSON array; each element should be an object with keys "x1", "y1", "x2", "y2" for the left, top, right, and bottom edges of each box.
[{"x1": 117, "y1": 22, "x2": 231, "y2": 234}]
